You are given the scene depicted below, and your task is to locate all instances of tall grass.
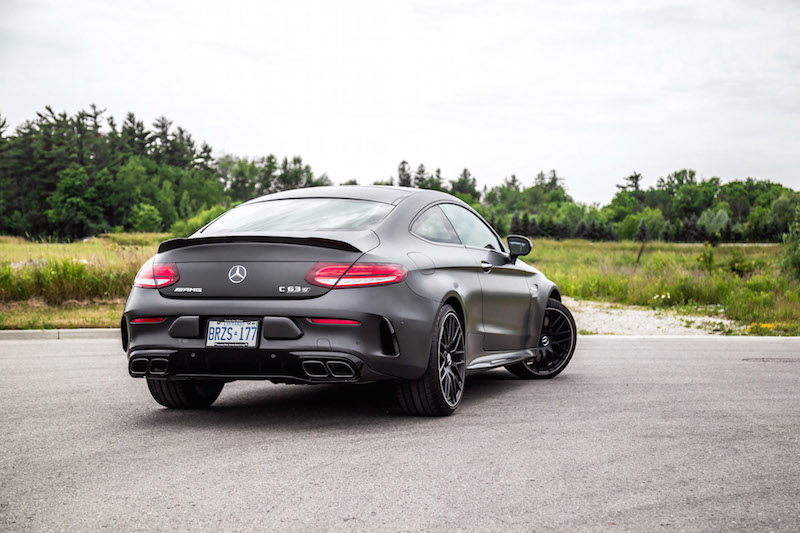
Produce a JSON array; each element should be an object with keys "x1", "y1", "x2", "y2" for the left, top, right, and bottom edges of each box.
[
  {"x1": 0, "y1": 233, "x2": 160, "y2": 303},
  {"x1": 0, "y1": 259, "x2": 140, "y2": 304},
  {"x1": 1, "y1": 235, "x2": 797, "y2": 334}
]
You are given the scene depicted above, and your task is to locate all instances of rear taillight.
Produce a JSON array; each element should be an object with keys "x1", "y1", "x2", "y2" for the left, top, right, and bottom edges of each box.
[
  {"x1": 134, "y1": 261, "x2": 180, "y2": 289},
  {"x1": 304, "y1": 262, "x2": 408, "y2": 288}
]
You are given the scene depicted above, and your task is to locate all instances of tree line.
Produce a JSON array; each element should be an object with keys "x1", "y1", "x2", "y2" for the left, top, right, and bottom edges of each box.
[
  {"x1": 0, "y1": 105, "x2": 797, "y2": 242},
  {"x1": 0, "y1": 106, "x2": 330, "y2": 238},
  {"x1": 377, "y1": 164, "x2": 798, "y2": 244}
]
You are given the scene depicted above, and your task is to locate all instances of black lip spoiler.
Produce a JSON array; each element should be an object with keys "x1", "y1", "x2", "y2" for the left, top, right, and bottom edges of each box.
[{"x1": 158, "y1": 235, "x2": 362, "y2": 253}]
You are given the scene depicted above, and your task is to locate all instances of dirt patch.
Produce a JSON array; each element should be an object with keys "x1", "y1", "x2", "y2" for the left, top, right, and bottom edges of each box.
[{"x1": 564, "y1": 296, "x2": 739, "y2": 336}]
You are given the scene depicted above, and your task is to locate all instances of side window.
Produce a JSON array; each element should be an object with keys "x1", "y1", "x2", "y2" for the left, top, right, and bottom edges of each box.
[
  {"x1": 439, "y1": 204, "x2": 504, "y2": 251},
  {"x1": 411, "y1": 206, "x2": 462, "y2": 245}
]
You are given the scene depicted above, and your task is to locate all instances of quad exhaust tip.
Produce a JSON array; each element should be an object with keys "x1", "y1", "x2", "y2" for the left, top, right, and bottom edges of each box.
[
  {"x1": 130, "y1": 358, "x2": 149, "y2": 375},
  {"x1": 326, "y1": 361, "x2": 356, "y2": 378},
  {"x1": 301, "y1": 360, "x2": 356, "y2": 379},
  {"x1": 302, "y1": 360, "x2": 329, "y2": 378},
  {"x1": 148, "y1": 358, "x2": 169, "y2": 375}
]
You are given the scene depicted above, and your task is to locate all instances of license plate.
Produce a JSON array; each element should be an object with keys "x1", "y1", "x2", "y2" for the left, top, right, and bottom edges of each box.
[{"x1": 206, "y1": 319, "x2": 260, "y2": 348}]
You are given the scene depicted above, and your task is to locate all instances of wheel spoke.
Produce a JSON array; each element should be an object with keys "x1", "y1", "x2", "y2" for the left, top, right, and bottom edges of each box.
[
  {"x1": 448, "y1": 329, "x2": 463, "y2": 350},
  {"x1": 437, "y1": 310, "x2": 466, "y2": 407},
  {"x1": 525, "y1": 307, "x2": 575, "y2": 375}
]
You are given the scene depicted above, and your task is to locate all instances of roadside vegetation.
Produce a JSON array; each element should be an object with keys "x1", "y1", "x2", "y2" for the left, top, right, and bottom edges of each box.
[
  {"x1": 525, "y1": 240, "x2": 799, "y2": 336},
  {"x1": 0, "y1": 233, "x2": 162, "y2": 328},
  {"x1": 2, "y1": 106, "x2": 798, "y2": 244},
  {"x1": 1, "y1": 105, "x2": 798, "y2": 332},
  {"x1": 1, "y1": 234, "x2": 797, "y2": 334}
]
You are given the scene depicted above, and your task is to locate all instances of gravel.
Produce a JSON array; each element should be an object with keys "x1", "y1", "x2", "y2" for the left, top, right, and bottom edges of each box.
[{"x1": 564, "y1": 296, "x2": 738, "y2": 336}]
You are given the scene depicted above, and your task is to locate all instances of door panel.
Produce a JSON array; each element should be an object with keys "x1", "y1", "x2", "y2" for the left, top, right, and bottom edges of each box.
[
  {"x1": 437, "y1": 203, "x2": 533, "y2": 351},
  {"x1": 468, "y1": 248, "x2": 532, "y2": 351}
]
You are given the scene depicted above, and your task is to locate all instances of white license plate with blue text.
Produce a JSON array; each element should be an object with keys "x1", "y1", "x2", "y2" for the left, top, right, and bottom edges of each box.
[{"x1": 206, "y1": 320, "x2": 260, "y2": 348}]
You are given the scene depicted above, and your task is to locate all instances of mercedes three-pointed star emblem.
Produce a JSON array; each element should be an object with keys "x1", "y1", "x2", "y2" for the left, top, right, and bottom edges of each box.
[{"x1": 228, "y1": 265, "x2": 247, "y2": 284}]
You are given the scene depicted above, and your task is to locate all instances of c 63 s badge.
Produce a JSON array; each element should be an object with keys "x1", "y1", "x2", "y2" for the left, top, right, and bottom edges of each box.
[
  {"x1": 279, "y1": 286, "x2": 310, "y2": 294},
  {"x1": 174, "y1": 287, "x2": 203, "y2": 293}
]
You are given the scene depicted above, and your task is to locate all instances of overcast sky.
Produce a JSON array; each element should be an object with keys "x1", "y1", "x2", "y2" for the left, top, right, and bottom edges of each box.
[{"x1": 1, "y1": 0, "x2": 798, "y2": 204}]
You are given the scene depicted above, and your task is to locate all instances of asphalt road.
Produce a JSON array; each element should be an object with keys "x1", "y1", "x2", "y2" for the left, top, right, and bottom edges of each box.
[{"x1": 1, "y1": 336, "x2": 798, "y2": 532}]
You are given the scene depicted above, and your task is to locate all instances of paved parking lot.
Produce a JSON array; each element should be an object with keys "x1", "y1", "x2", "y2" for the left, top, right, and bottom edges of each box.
[{"x1": 1, "y1": 336, "x2": 798, "y2": 532}]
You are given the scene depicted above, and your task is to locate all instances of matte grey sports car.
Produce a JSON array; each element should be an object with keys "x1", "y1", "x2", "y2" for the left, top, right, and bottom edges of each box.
[{"x1": 122, "y1": 186, "x2": 576, "y2": 416}]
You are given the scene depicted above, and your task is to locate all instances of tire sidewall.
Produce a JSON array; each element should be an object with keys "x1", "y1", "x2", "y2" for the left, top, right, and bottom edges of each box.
[{"x1": 524, "y1": 298, "x2": 576, "y2": 378}]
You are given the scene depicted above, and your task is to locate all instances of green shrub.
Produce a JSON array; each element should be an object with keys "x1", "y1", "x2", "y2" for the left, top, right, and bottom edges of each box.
[
  {"x1": 169, "y1": 203, "x2": 237, "y2": 238},
  {"x1": 780, "y1": 206, "x2": 800, "y2": 280},
  {"x1": 129, "y1": 203, "x2": 163, "y2": 232}
]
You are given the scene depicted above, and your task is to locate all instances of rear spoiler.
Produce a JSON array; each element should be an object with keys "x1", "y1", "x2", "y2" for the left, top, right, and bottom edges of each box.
[{"x1": 158, "y1": 234, "x2": 368, "y2": 254}]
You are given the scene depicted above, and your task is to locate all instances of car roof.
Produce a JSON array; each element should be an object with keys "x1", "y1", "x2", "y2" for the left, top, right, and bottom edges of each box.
[{"x1": 246, "y1": 185, "x2": 454, "y2": 205}]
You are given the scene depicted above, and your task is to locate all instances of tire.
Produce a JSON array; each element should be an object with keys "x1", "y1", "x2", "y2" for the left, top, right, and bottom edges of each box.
[
  {"x1": 506, "y1": 298, "x2": 576, "y2": 379},
  {"x1": 146, "y1": 378, "x2": 224, "y2": 409},
  {"x1": 396, "y1": 304, "x2": 466, "y2": 416}
]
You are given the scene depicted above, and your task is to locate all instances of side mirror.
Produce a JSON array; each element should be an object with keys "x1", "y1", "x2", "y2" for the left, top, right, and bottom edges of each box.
[{"x1": 507, "y1": 235, "x2": 532, "y2": 263}]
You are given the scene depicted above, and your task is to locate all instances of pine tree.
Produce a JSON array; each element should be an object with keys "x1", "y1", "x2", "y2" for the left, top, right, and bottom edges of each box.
[
  {"x1": 722, "y1": 219, "x2": 733, "y2": 242},
  {"x1": 575, "y1": 220, "x2": 587, "y2": 239},
  {"x1": 449, "y1": 169, "x2": 479, "y2": 200},
  {"x1": 661, "y1": 221, "x2": 672, "y2": 242},
  {"x1": 617, "y1": 171, "x2": 643, "y2": 191},
  {"x1": 588, "y1": 220, "x2": 599, "y2": 241},
  {"x1": 521, "y1": 213, "x2": 531, "y2": 236},
  {"x1": 413, "y1": 164, "x2": 427, "y2": 188},
  {"x1": 553, "y1": 222, "x2": 567, "y2": 240},
  {"x1": 509, "y1": 212, "x2": 522, "y2": 234},
  {"x1": 635, "y1": 218, "x2": 650, "y2": 242},
  {"x1": 397, "y1": 161, "x2": 412, "y2": 187},
  {"x1": 528, "y1": 216, "x2": 538, "y2": 238}
]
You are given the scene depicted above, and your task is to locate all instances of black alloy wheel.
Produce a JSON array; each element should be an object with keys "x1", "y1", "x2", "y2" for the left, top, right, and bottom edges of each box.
[
  {"x1": 507, "y1": 298, "x2": 576, "y2": 379},
  {"x1": 396, "y1": 304, "x2": 466, "y2": 416},
  {"x1": 438, "y1": 309, "x2": 466, "y2": 408}
]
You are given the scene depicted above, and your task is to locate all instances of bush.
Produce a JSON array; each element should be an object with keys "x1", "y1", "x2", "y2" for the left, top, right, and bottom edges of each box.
[
  {"x1": 129, "y1": 203, "x2": 163, "y2": 232},
  {"x1": 780, "y1": 206, "x2": 800, "y2": 280},
  {"x1": 169, "y1": 203, "x2": 237, "y2": 238}
]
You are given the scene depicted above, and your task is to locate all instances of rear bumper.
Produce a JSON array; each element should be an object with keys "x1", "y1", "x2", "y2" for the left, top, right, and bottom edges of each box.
[{"x1": 122, "y1": 282, "x2": 439, "y2": 382}]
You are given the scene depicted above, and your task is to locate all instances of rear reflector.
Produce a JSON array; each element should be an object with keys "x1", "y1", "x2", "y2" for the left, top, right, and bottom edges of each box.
[
  {"x1": 309, "y1": 318, "x2": 361, "y2": 325},
  {"x1": 304, "y1": 263, "x2": 408, "y2": 288},
  {"x1": 134, "y1": 261, "x2": 180, "y2": 289},
  {"x1": 131, "y1": 317, "x2": 165, "y2": 324}
]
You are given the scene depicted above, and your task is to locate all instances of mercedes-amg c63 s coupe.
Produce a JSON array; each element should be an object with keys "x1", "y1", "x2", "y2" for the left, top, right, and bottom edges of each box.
[{"x1": 122, "y1": 186, "x2": 577, "y2": 416}]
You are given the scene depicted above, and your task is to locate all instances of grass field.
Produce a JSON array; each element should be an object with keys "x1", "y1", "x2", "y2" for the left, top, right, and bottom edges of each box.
[
  {"x1": 0, "y1": 235, "x2": 797, "y2": 334},
  {"x1": 0, "y1": 234, "x2": 161, "y2": 328},
  {"x1": 524, "y1": 240, "x2": 798, "y2": 335}
]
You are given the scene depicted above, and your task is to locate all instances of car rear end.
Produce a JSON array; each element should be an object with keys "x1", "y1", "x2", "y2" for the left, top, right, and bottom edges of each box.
[{"x1": 122, "y1": 196, "x2": 437, "y2": 385}]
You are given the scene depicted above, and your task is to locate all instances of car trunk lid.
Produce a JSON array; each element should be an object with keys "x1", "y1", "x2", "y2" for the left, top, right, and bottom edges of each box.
[{"x1": 154, "y1": 232, "x2": 377, "y2": 299}]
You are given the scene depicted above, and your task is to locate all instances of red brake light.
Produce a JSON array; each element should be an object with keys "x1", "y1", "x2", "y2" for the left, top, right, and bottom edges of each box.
[
  {"x1": 309, "y1": 318, "x2": 361, "y2": 325},
  {"x1": 134, "y1": 261, "x2": 180, "y2": 288},
  {"x1": 131, "y1": 317, "x2": 166, "y2": 324},
  {"x1": 304, "y1": 262, "x2": 408, "y2": 288}
]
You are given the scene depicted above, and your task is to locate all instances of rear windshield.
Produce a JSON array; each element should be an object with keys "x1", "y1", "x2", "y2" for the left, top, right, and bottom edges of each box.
[{"x1": 200, "y1": 198, "x2": 393, "y2": 234}]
